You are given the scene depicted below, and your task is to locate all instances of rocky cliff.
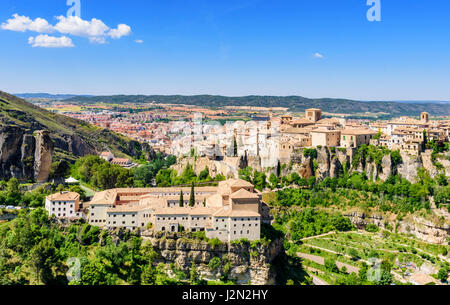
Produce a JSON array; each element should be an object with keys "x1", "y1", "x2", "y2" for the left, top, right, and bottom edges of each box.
[
  {"x1": 289, "y1": 146, "x2": 447, "y2": 183},
  {"x1": 0, "y1": 126, "x2": 54, "y2": 182},
  {"x1": 141, "y1": 231, "x2": 284, "y2": 284},
  {"x1": 345, "y1": 210, "x2": 450, "y2": 245},
  {"x1": 0, "y1": 91, "x2": 151, "y2": 181}
]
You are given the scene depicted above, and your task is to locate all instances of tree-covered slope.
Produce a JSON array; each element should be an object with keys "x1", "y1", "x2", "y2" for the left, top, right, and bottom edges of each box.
[{"x1": 64, "y1": 95, "x2": 450, "y2": 116}]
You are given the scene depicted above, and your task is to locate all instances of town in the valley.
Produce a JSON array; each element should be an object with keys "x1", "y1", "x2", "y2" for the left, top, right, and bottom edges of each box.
[{"x1": 43, "y1": 105, "x2": 450, "y2": 242}]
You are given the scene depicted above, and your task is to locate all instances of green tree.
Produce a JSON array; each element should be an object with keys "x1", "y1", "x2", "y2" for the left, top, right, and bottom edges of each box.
[
  {"x1": 141, "y1": 264, "x2": 156, "y2": 285},
  {"x1": 29, "y1": 239, "x2": 57, "y2": 284},
  {"x1": 269, "y1": 173, "x2": 279, "y2": 190},
  {"x1": 437, "y1": 267, "x2": 448, "y2": 283},
  {"x1": 189, "y1": 183, "x2": 195, "y2": 207},
  {"x1": 179, "y1": 190, "x2": 184, "y2": 207},
  {"x1": 190, "y1": 262, "x2": 199, "y2": 284},
  {"x1": 324, "y1": 258, "x2": 339, "y2": 273}
]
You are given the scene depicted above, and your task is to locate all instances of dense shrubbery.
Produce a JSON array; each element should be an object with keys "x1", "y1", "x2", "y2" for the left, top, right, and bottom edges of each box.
[
  {"x1": 273, "y1": 168, "x2": 443, "y2": 214},
  {"x1": 0, "y1": 208, "x2": 211, "y2": 285},
  {"x1": 0, "y1": 178, "x2": 85, "y2": 207},
  {"x1": 72, "y1": 156, "x2": 133, "y2": 189},
  {"x1": 238, "y1": 167, "x2": 267, "y2": 191},
  {"x1": 71, "y1": 153, "x2": 177, "y2": 190},
  {"x1": 274, "y1": 208, "x2": 353, "y2": 242},
  {"x1": 155, "y1": 164, "x2": 225, "y2": 187}
]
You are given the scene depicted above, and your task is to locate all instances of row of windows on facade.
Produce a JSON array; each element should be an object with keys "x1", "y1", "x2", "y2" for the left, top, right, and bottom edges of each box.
[
  {"x1": 215, "y1": 223, "x2": 258, "y2": 230},
  {"x1": 55, "y1": 213, "x2": 81, "y2": 217},
  {"x1": 217, "y1": 230, "x2": 251, "y2": 235},
  {"x1": 216, "y1": 217, "x2": 258, "y2": 222},
  {"x1": 108, "y1": 221, "x2": 135, "y2": 225},
  {"x1": 53, "y1": 201, "x2": 74, "y2": 204},
  {"x1": 157, "y1": 216, "x2": 210, "y2": 221},
  {"x1": 52, "y1": 207, "x2": 73, "y2": 211}
]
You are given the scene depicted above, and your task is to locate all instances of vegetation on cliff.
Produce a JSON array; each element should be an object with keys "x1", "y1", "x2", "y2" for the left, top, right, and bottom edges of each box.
[{"x1": 0, "y1": 91, "x2": 147, "y2": 166}]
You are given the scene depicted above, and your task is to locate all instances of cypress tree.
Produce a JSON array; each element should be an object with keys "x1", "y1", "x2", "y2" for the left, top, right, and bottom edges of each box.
[
  {"x1": 189, "y1": 182, "x2": 195, "y2": 207},
  {"x1": 179, "y1": 190, "x2": 184, "y2": 207}
]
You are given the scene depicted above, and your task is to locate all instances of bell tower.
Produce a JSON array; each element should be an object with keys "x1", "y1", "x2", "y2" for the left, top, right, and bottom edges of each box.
[{"x1": 420, "y1": 112, "x2": 429, "y2": 123}]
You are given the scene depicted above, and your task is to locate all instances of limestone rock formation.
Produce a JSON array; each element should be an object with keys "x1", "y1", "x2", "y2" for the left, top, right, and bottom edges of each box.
[
  {"x1": 34, "y1": 130, "x2": 54, "y2": 182},
  {"x1": 397, "y1": 152, "x2": 422, "y2": 183},
  {"x1": 141, "y1": 231, "x2": 283, "y2": 284},
  {"x1": 0, "y1": 127, "x2": 54, "y2": 182}
]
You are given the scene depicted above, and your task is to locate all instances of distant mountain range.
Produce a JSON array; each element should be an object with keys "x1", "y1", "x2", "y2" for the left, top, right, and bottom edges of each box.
[
  {"x1": 390, "y1": 100, "x2": 450, "y2": 105},
  {"x1": 59, "y1": 94, "x2": 450, "y2": 116},
  {"x1": 13, "y1": 93, "x2": 450, "y2": 116},
  {"x1": 14, "y1": 93, "x2": 93, "y2": 100}
]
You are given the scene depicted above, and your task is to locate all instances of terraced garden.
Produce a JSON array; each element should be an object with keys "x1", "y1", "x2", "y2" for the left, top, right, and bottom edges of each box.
[{"x1": 293, "y1": 230, "x2": 449, "y2": 285}]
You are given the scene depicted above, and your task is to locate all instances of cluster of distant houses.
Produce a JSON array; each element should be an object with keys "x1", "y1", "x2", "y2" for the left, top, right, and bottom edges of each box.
[{"x1": 99, "y1": 151, "x2": 136, "y2": 169}]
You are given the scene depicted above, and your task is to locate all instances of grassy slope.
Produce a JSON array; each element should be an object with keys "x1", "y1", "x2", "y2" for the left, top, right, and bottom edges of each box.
[{"x1": 0, "y1": 91, "x2": 140, "y2": 160}]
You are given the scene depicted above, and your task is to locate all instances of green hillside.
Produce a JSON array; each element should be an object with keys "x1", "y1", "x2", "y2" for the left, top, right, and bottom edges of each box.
[
  {"x1": 64, "y1": 95, "x2": 450, "y2": 116},
  {"x1": 0, "y1": 91, "x2": 143, "y2": 161}
]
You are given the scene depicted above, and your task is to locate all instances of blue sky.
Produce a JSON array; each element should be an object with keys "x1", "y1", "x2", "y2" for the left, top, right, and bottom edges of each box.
[{"x1": 0, "y1": 0, "x2": 449, "y2": 101}]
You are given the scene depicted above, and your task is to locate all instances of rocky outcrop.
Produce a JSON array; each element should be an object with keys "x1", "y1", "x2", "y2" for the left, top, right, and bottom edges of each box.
[
  {"x1": 34, "y1": 131, "x2": 54, "y2": 182},
  {"x1": 397, "y1": 153, "x2": 422, "y2": 183},
  {"x1": 171, "y1": 156, "x2": 244, "y2": 179},
  {"x1": 141, "y1": 231, "x2": 284, "y2": 284},
  {"x1": 345, "y1": 211, "x2": 450, "y2": 245},
  {"x1": 287, "y1": 147, "x2": 447, "y2": 183},
  {"x1": 316, "y1": 147, "x2": 330, "y2": 179},
  {"x1": 0, "y1": 126, "x2": 54, "y2": 182},
  {"x1": 397, "y1": 217, "x2": 450, "y2": 245},
  {"x1": 421, "y1": 150, "x2": 439, "y2": 178}
]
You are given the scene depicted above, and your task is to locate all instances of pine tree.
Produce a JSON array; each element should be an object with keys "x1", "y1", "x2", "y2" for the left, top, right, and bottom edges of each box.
[
  {"x1": 189, "y1": 182, "x2": 195, "y2": 207},
  {"x1": 179, "y1": 190, "x2": 184, "y2": 207}
]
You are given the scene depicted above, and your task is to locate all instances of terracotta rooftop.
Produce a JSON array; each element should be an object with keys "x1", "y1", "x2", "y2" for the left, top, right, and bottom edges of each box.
[
  {"x1": 213, "y1": 208, "x2": 261, "y2": 217},
  {"x1": 153, "y1": 206, "x2": 217, "y2": 215},
  {"x1": 341, "y1": 128, "x2": 377, "y2": 135},
  {"x1": 221, "y1": 178, "x2": 254, "y2": 188},
  {"x1": 229, "y1": 188, "x2": 260, "y2": 199},
  {"x1": 107, "y1": 205, "x2": 151, "y2": 213},
  {"x1": 46, "y1": 192, "x2": 80, "y2": 201}
]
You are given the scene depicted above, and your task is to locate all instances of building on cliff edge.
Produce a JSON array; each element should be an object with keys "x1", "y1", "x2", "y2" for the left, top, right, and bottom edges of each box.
[{"x1": 47, "y1": 178, "x2": 271, "y2": 242}]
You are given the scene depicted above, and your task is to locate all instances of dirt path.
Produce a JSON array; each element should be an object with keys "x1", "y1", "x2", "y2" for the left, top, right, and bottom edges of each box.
[
  {"x1": 301, "y1": 231, "x2": 336, "y2": 241},
  {"x1": 298, "y1": 252, "x2": 325, "y2": 265}
]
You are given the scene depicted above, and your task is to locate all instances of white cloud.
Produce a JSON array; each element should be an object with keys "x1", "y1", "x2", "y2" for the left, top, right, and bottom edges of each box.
[
  {"x1": 134, "y1": 39, "x2": 144, "y2": 44},
  {"x1": 28, "y1": 34, "x2": 74, "y2": 48},
  {"x1": 54, "y1": 16, "x2": 109, "y2": 37},
  {"x1": 108, "y1": 24, "x2": 131, "y2": 39},
  {"x1": 1, "y1": 14, "x2": 132, "y2": 47},
  {"x1": 314, "y1": 52, "x2": 324, "y2": 59},
  {"x1": 89, "y1": 36, "x2": 107, "y2": 44},
  {"x1": 1, "y1": 14, "x2": 53, "y2": 33}
]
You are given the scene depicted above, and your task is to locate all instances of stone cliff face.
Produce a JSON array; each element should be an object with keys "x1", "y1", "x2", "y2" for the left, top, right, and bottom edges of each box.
[
  {"x1": 141, "y1": 231, "x2": 284, "y2": 284},
  {"x1": 0, "y1": 126, "x2": 54, "y2": 182},
  {"x1": 171, "y1": 156, "x2": 243, "y2": 179},
  {"x1": 288, "y1": 147, "x2": 447, "y2": 183},
  {"x1": 34, "y1": 131, "x2": 54, "y2": 183},
  {"x1": 345, "y1": 211, "x2": 450, "y2": 245}
]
